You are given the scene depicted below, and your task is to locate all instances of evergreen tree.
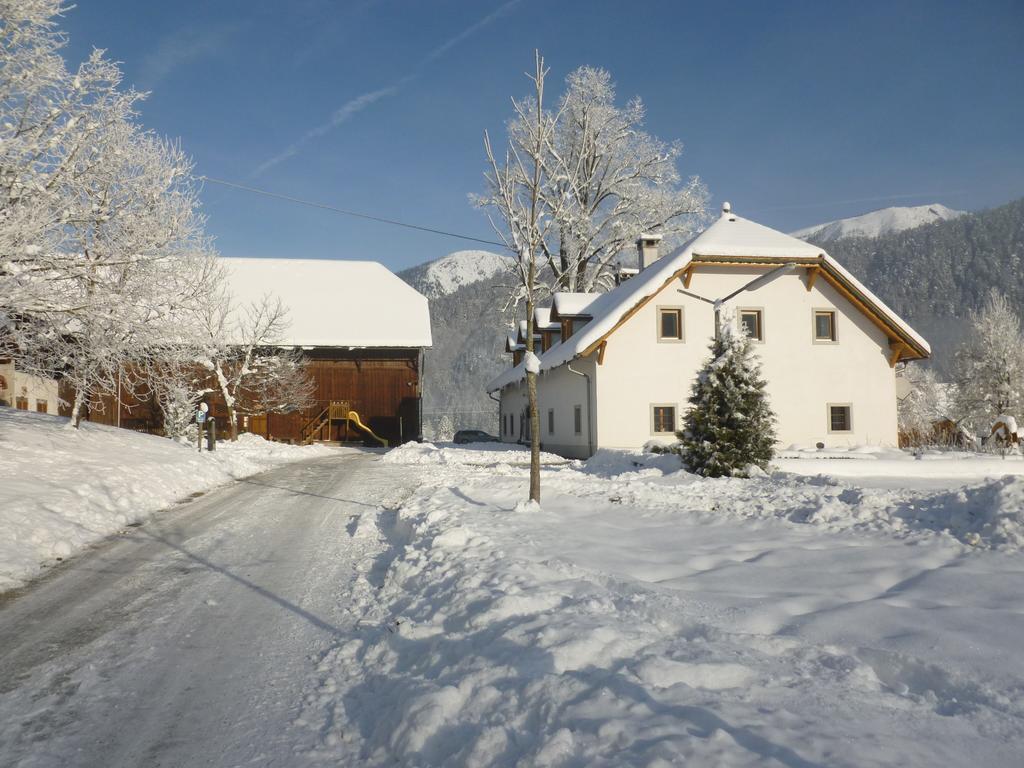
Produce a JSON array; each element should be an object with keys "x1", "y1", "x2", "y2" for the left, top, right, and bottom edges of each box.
[{"x1": 677, "y1": 324, "x2": 776, "y2": 477}]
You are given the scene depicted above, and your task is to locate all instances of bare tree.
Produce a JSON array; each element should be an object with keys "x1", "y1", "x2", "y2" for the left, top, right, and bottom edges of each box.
[
  {"x1": 479, "y1": 52, "x2": 572, "y2": 503},
  {"x1": 512, "y1": 65, "x2": 707, "y2": 292},
  {"x1": 197, "y1": 290, "x2": 315, "y2": 440}
]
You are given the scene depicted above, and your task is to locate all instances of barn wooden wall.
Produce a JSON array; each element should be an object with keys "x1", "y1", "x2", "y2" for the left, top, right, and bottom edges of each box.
[{"x1": 62, "y1": 347, "x2": 424, "y2": 445}]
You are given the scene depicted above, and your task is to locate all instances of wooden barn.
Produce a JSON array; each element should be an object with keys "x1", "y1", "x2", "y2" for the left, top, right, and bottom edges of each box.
[
  {"x1": 223, "y1": 257, "x2": 432, "y2": 445},
  {"x1": 64, "y1": 258, "x2": 432, "y2": 446}
]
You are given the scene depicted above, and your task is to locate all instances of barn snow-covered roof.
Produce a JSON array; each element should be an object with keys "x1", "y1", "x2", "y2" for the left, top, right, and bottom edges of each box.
[{"x1": 222, "y1": 257, "x2": 432, "y2": 348}]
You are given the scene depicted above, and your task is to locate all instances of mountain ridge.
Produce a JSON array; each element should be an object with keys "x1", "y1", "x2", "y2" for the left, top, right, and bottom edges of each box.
[{"x1": 791, "y1": 203, "x2": 966, "y2": 242}]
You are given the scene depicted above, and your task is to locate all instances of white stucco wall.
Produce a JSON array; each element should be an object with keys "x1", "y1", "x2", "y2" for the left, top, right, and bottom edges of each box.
[
  {"x1": 0, "y1": 361, "x2": 60, "y2": 414},
  {"x1": 592, "y1": 265, "x2": 900, "y2": 451},
  {"x1": 497, "y1": 357, "x2": 597, "y2": 460}
]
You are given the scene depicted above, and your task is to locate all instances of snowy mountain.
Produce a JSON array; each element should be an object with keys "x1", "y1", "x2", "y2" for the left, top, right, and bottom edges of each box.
[
  {"x1": 790, "y1": 204, "x2": 966, "y2": 242},
  {"x1": 399, "y1": 249, "x2": 511, "y2": 300}
]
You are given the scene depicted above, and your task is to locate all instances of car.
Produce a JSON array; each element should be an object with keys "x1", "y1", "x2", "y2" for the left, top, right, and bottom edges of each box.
[{"x1": 453, "y1": 429, "x2": 501, "y2": 445}]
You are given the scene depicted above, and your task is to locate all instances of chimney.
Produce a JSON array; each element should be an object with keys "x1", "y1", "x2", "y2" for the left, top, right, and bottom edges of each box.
[{"x1": 636, "y1": 233, "x2": 663, "y2": 270}]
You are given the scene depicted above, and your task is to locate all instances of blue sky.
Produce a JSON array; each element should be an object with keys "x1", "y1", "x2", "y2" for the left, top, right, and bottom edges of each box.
[{"x1": 62, "y1": 0, "x2": 1024, "y2": 272}]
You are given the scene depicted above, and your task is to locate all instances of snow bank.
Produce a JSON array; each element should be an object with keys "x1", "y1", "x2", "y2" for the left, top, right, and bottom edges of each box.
[
  {"x1": 0, "y1": 407, "x2": 333, "y2": 591},
  {"x1": 382, "y1": 441, "x2": 568, "y2": 468},
  {"x1": 300, "y1": 446, "x2": 1024, "y2": 766}
]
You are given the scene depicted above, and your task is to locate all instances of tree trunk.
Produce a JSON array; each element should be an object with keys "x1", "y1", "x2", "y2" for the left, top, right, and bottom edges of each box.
[
  {"x1": 69, "y1": 389, "x2": 86, "y2": 429},
  {"x1": 227, "y1": 403, "x2": 238, "y2": 440},
  {"x1": 526, "y1": 296, "x2": 540, "y2": 503},
  {"x1": 527, "y1": 369, "x2": 540, "y2": 502}
]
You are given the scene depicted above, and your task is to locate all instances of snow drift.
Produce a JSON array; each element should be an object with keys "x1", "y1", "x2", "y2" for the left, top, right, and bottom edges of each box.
[{"x1": 0, "y1": 406, "x2": 332, "y2": 591}]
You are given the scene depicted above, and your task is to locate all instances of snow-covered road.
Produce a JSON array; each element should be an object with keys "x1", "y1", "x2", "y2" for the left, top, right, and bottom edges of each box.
[{"x1": 0, "y1": 450, "x2": 413, "y2": 768}]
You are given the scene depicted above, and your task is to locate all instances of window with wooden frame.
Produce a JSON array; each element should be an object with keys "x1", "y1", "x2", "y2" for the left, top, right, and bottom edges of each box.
[
  {"x1": 36, "y1": 399, "x2": 47, "y2": 413},
  {"x1": 15, "y1": 396, "x2": 28, "y2": 410},
  {"x1": 547, "y1": 408, "x2": 555, "y2": 435},
  {"x1": 573, "y1": 405, "x2": 582, "y2": 435},
  {"x1": 651, "y1": 404, "x2": 677, "y2": 434},
  {"x1": 814, "y1": 310, "x2": 837, "y2": 342},
  {"x1": 828, "y1": 404, "x2": 852, "y2": 433},
  {"x1": 658, "y1": 307, "x2": 684, "y2": 341},
  {"x1": 739, "y1": 309, "x2": 764, "y2": 341}
]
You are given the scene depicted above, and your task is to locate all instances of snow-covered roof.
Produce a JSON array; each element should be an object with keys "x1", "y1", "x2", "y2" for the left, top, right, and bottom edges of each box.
[
  {"x1": 551, "y1": 292, "x2": 601, "y2": 320},
  {"x1": 487, "y1": 207, "x2": 929, "y2": 392},
  {"x1": 505, "y1": 331, "x2": 523, "y2": 353},
  {"x1": 222, "y1": 257, "x2": 432, "y2": 348},
  {"x1": 534, "y1": 306, "x2": 559, "y2": 331}
]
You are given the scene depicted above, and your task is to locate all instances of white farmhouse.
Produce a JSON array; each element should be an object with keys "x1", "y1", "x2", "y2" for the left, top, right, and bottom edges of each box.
[{"x1": 487, "y1": 204, "x2": 930, "y2": 458}]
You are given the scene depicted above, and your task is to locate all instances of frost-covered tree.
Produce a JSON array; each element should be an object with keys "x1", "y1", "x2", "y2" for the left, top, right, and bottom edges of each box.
[
  {"x1": 10, "y1": 116, "x2": 211, "y2": 427},
  {"x1": 520, "y1": 66, "x2": 707, "y2": 292},
  {"x1": 953, "y1": 289, "x2": 1024, "y2": 433},
  {"x1": 677, "y1": 324, "x2": 776, "y2": 477},
  {"x1": 897, "y1": 364, "x2": 947, "y2": 442},
  {"x1": 197, "y1": 290, "x2": 315, "y2": 440},
  {"x1": 147, "y1": 358, "x2": 208, "y2": 441},
  {"x1": 1, "y1": 1, "x2": 143, "y2": 318},
  {"x1": 478, "y1": 52, "x2": 573, "y2": 502}
]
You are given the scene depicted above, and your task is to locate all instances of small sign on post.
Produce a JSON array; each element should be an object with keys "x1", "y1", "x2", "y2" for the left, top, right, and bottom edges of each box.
[{"x1": 197, "y1": 403, "x2": 209, "y2": 452}]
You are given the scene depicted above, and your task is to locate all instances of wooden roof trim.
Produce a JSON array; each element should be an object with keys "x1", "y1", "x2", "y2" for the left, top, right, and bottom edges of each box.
[
  {"x1": 580, "y1": 265, "x2": 693, "y2": 358},
  {"x1": 577, "y1": 255, "x2": 927, "y2": 363},
  {"x1": 687, "y1": 255, "x2": 927, "y2": 360}
]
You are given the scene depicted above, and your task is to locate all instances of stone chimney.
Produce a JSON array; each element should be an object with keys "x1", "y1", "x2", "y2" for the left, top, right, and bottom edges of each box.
[{"x1": 636, "y1": 233, "x2": 664, "y2": 270}]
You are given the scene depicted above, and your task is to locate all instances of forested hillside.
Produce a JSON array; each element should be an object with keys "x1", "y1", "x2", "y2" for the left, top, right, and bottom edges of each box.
[
  {"x1": 399, "y1": 257, "x2": 514, "y2": 439},
  {"x1": 819, "y1": 198, "x2": 1024, "y2": 373}
]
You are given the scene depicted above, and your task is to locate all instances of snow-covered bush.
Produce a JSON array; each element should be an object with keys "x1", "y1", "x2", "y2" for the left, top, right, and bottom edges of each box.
[{"x1": 676, "y1": 325, "x2": 776, "y2": 477}]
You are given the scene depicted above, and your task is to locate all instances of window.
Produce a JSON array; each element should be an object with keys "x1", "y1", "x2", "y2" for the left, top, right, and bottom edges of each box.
[
  {"x1": 814, "y1": 310, "x2": 837, "y2": 342},
  {"x1": 15, "y1": 396, "x2": 28, "y2": 410},
  {"x1": 658, "y1": 307, "x2": 683, "y2": 341},
  {"x1": 547, "y1": 408, "x2": 555, "y2": 435},
  {"x1": 829, "y1": 404, "x2": 852, "y2": 433},
  {"x1": 652, "y1": 405, "x2": 677, "y2": 434},
  {"x1": 36, "y1": 399, "x2": 47, "y2": 413},
  {"x1": 573, "y1": 405, "x2": 582, "y2": 435},
  {"x1": 739, "y1": 309, "x2": 763, "y2": 341}
]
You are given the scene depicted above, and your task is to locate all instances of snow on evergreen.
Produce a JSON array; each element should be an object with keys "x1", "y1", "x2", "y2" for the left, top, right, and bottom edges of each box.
[
  {"x1": 677, "y1": 323, "x2": 776, "y2": 477},
  {"x1": 790, "y1": 203, "x2": 965, "y2": 242},
  {"x1": 399, "y1": 250, "x2": 511, "y2": 300}
]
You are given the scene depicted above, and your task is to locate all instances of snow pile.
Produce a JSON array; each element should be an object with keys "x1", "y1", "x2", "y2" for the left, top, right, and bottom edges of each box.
[
  {"x1": 790, "y1": 204, "x2": 965, "y2": 242},
  {"x1": 0, "y1": 407, "x2": 333, "y2": 591},
  {"x1": 382, "y1": 440, "x2": 568, "y2": 467},
  {"x1": 300, "y1": 447, "x2": 1024, "y2": 766},
  {"x1": 400, "y1": 250, "x2": 510, "y2": 299}
]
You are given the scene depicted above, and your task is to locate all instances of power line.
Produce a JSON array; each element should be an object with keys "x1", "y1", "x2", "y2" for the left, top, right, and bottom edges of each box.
[{"x1": 199, "y1": 175, "x2": 509, "y2": 250}]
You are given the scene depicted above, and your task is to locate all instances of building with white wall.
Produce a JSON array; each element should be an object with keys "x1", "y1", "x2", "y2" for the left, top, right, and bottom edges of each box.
[
  {"x1": 0, "y1": 359, "x2": 59, "y2": 415},
  {"x1": 487, "y1": 204, "x2": 930, "y2": 458}
]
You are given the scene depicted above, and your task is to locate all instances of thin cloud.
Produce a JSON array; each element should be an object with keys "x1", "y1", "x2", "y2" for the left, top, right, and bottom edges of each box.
[
  {"x1": 252, "y1": 85, "x2": 400, "y2": 177},
  {"x1": 139, "y1": 23, "x2": 239, "y2": 88},
  {"x1": 251, "y1": 0, "x2": 520, "y2": 177}
]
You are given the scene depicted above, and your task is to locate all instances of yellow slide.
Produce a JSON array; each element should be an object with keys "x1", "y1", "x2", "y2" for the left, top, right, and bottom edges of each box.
[{"x1": 347, "y1": 410, "x2": 388, "y2": 447}]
